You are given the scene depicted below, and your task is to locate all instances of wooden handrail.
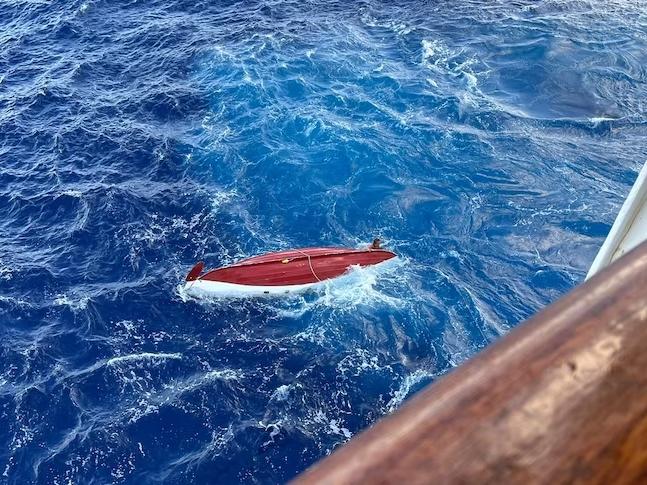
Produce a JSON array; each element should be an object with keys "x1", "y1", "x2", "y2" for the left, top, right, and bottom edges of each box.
[{"x1": 295, "y1": 241, "x2": 647, "y2": 484}]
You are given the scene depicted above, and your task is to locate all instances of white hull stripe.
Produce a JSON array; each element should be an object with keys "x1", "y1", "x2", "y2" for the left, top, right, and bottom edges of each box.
[{"x1": 184, "y1": 279, "x2": 322, "y2": 298}]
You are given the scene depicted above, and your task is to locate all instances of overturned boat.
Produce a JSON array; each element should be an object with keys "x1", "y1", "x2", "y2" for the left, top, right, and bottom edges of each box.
[{"x1": 183, "y1": 245, "x2": 396, "y2": 298}]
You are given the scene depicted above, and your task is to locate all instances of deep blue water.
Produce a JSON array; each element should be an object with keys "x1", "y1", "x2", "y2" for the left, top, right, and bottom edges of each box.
[{"x1": 1, "y1": 0, "x2": 646, "y2": 483}]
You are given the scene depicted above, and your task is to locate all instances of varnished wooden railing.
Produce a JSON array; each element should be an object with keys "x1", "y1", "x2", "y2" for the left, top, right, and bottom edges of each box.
[{"x1": 296, "y1": 241, "x2": 647, "y2": 484}]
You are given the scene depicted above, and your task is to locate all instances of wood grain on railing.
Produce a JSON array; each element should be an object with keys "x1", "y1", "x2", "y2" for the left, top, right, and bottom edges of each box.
[{"x1": 295, "y1": 241, "x2": 647, "y2": 484}]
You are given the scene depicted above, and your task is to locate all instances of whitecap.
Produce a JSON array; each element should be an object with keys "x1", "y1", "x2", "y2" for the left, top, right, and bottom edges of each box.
[
  {"x1": 106, "y1": 352, "x2": 182, "y2": 367},
  {"x1": 211, "y1": 189, "x2": 237, "y2": 212},
  {"x1": 311, "y1": 410, "x2": 352, "y2": 439},
  {"x1": 53, "y1": 294, "x2": 90, "y2": 311},
  {"x1": 387, "y1": 369, "x2": 435, "y2": 412},
  {"x1": 421, "y1": 38, "x2": 485, "y2": 106},
  {"x1": 270, "y1": 384, "x2": 291, "y2": 401},
  {"x1": 328, "y1": 419, "x2": 352, "y2": 439},
  {"x1": 275, "y1": 256, "x2": 409, "y2": 319},
  {"x1": 59, "y1": 189, "x2": 83, "y2": 198},
  {"x1": 0, "y1": 261, "x2": 14, "y2": 281},
  {"x1": 203, "y1": 368, "x2": 243, "y2": 381},
  {"x1": 589, "y1": 116, "x2": 618, "y2": 124}
]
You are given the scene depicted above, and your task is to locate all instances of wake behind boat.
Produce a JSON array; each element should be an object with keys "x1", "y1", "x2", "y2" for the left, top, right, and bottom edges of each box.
[{"x1": 184, "y1": 242, "x2": 396, "y2": 298}]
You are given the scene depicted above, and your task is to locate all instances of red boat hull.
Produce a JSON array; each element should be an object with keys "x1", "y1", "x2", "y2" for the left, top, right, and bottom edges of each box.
[{"x1": 194, "y1": 247, "x2": 395, "y2": 286}]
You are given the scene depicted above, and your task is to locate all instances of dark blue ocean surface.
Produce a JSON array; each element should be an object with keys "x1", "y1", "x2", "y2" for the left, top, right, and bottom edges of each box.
[{"x1": 1, "y1": 0, "x2": 646, "y2": 482}]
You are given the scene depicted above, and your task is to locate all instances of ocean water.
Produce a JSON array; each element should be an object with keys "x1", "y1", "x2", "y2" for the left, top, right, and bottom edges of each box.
[{"x1": 1, "y1": 0, "x2": 646, "y2": 483}]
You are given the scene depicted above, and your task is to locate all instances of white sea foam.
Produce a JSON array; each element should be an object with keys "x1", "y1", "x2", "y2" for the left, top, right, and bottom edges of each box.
[
  {"x1": 176, "y1": 283, "x2": 193, "y2": 303},
  {"x1": 106, "y1": 364, "x2": 240, "y2": 426},
  {"x1": 0, "y1": 261, "x2": 14, "y2": 281},
  {"x1": 67, "y1": 351, "x2": 184, "y2": 381},
  {"x1": 272, "y1": 257, "x2": 408, "y2": 320},
  {"x1": 123, "y1": 367, "x2": 244, "y2": 423},
  {"x1": 337, "y1": 348, "x2": 388, "y2": 377},
  {"x1": 0, "y1": 295, "x2": 29, "y2": 307},
  {"x1": 106, "y1": 352, "x2": 182, "y2": 367},
  {"x1": 201, "y1": 113, "x2": 233, "y2": 147},
  {"x1": 328, "y1": 419, "x2": 352, "y2": 439},
  {"x1": 387, "y1": 369, "x2": 435, "y2": 412},
  {"x1": 60, "y1": 189, "x2": 83, "y2": 198},
  {"x1": 54, "y1": 294, "x2": 90, "y2": 311},
  {"x1": 422, "y1": 38, "x2": 486, "y2": 109},
  {"x1": 203, "y1": 368, "x2": 243, "y2": 381},
  {"x1": 270, "y1": 384, "x2": 295, "y2": 402},
  {"x1": 312, "y1": 410, "x2": 352, "y2": 439},
  {"x1": 360, "y1": 14, "x2": 413, "y2": 36},
  {"x1": 589, "y1": 116, "x2": 618, "y2": 123},
  {"x1": 211, "y1": 189, "x2": 237, "y2": 211},
  {"x1": 209, "y1": 425, "x2": 235, "y2": 455}
]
